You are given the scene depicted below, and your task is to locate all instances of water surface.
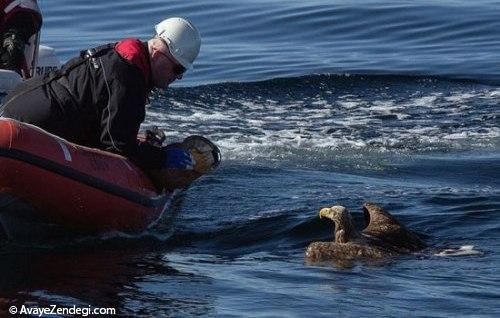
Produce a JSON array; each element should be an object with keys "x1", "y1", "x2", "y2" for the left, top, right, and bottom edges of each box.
[{"x1": 1, "y1": 0, "x2": 499, "y2": 316}]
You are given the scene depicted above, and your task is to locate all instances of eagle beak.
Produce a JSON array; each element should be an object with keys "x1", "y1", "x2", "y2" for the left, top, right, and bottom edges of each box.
[{"x1": 319, "y1": 208, "x2": 330, "y2": 219}]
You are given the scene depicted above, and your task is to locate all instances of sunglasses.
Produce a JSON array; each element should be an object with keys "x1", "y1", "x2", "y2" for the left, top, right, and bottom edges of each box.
[
  {"x1": 156, "y1": 49, "x2": 186, "y2": 78},
  {"x1": 172, "y1": 62, "x2": 186, "y2": 77},
  {"x1": 155, "y1": 39, "x2": 186, "y2": 78}
]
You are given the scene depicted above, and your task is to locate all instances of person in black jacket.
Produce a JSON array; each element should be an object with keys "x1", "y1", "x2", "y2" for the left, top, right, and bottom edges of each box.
[
  {"x1": 1, "y1": 17, "x2": 201, "y2": 171},
  {"x1": 0, "y1": 0, "x2": 43, "y2": 78}
]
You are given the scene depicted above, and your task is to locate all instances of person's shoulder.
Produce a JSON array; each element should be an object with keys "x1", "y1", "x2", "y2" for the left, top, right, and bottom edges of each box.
[
  {"x1": 116, "y1": 38, "x2": 143, "y2": 47},
  {"x1": 115, "y1": 38, "x2": 145, "y2": 60},
  {"x1": 113, "y1": 38, "x2": 149, "y2": 88},
  {"x1": 105, "y1": 38, "x2": 141, "y2": 70}
]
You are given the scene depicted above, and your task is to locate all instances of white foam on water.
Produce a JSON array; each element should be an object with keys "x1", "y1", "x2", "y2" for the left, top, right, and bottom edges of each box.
[
  {"x1": 141, "y1": 80, "x2": 499, "y2": 167},
  {"x1": 410, "y1": 94, "x2": 440, "y2": 107},
  {"x1": 444, "y1": 92, "x2": 478, "y2": 103},
  {"x1": 336, "y1": 99, "x2": 364, "y2": 109},
  {"x1": 434, "y1": 245, "x2": 483, "y2": 257},
  {"x1": 488, "y1": 88, "x2": 500, "y2": 97},
  {"x1": 368, "y1": 100, "x2": 400, "y2": 113}
]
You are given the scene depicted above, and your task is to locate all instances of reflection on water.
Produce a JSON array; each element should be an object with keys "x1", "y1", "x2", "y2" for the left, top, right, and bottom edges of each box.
[{"x1": 0, "y1": 243, "x2": 215, "y2": 316}]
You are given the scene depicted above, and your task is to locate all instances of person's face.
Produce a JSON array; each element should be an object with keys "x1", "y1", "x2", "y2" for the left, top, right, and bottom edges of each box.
[{"x1": 151, "y1": 41, "x2": 186, "y2": 88}]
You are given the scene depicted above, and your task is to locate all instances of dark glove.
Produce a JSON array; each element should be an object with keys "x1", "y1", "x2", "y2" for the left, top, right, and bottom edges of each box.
[
  {"x1": 145, "y1": 126, "x2": 166, "y2": 147},
  {"x1": 163, "y1": 147, "x2": 195, "y2": 170}
]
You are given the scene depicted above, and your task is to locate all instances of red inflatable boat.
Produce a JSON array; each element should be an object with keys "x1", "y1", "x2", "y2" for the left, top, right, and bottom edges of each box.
[{"x1": 0, "y1": 118, "x2": 171, "y2": 240}]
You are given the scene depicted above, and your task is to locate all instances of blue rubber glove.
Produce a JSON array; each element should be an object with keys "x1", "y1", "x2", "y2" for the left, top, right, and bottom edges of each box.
[{"x1": 163, "y1": 147, "x2": 195, "y2": 170}]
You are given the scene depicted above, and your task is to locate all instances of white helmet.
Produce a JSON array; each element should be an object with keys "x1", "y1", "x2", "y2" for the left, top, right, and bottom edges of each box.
[{"x1": 155, "y1": 17, "x2": 201, "y2": 70}]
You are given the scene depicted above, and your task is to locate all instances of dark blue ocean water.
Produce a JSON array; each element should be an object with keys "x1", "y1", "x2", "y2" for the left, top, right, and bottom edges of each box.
[{"x1": 1, "y1": 0, "x2": 500, "y2": 317}]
